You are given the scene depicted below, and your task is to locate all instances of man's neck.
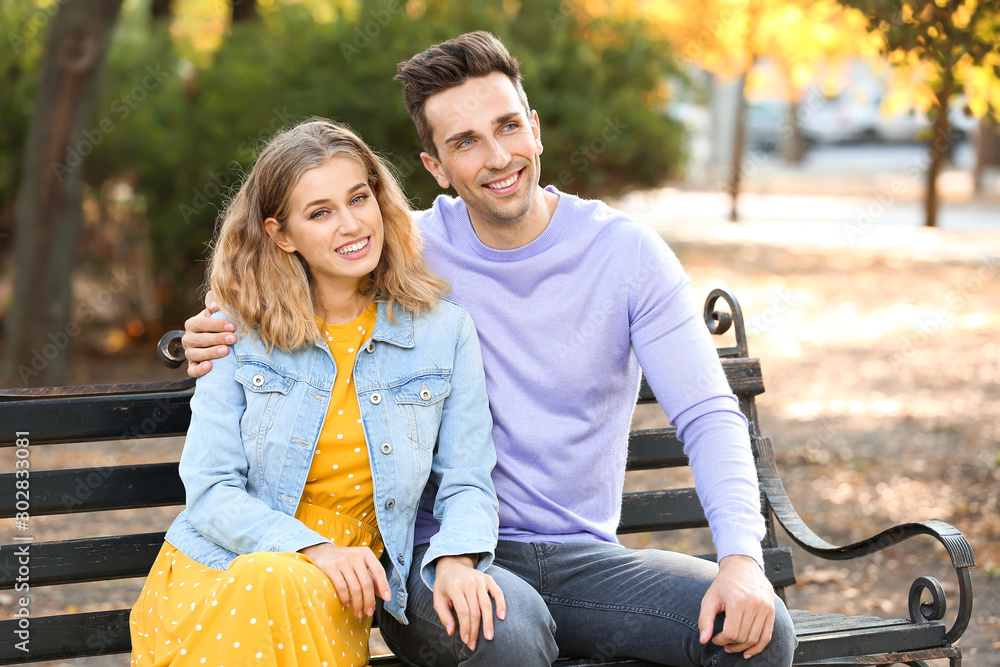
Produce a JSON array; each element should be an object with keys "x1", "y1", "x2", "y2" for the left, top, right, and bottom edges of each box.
[{"x1": 467, "y1": 186, "x2": 560, "y2": 250}]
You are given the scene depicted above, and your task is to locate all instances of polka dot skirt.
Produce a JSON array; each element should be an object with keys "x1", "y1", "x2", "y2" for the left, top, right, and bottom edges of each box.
[{"x1": 130, "y1": 306, "x2": 383, "y2": 666}]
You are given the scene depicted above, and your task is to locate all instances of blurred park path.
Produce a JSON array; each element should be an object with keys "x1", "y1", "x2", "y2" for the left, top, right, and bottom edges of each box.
[{"x1": 618, "y1": 163, "x2": 1000, "y2": 663}]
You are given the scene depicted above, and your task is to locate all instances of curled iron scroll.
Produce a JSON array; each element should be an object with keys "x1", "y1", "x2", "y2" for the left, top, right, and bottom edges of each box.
[
  {"x1": 908, "y1": 576, "x2": 947, "y2": 623},
  {"x1": 157, "y1": 330, "x2": 186, "y2": 369},
  {"x1": 703, "y1": 288, "x2": 748, "y2": 358}
]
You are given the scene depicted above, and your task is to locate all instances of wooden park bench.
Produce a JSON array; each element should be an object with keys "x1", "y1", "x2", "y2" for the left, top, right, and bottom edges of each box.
[{"x1": 0, "y1": 289, "x2": 975, "y2": 666}]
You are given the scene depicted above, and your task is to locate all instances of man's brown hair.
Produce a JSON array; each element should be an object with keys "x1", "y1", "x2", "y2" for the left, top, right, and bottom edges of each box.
[{"x1": 395, "y1": 31, "x2": 530, "y2": 157}]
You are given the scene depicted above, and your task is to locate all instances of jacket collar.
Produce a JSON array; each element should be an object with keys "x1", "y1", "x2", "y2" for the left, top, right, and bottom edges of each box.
[{"x1": 372, "y1": 301, "x2": 414, "y2": 348}]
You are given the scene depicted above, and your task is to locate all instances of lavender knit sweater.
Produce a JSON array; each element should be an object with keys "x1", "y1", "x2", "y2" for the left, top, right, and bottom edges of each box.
[{"x1": 412, "y1": 187, "x2": 765, "y2": 565}]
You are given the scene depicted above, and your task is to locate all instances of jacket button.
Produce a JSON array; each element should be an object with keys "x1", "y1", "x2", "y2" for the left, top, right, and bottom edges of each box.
[
  {"x1": 380, "y1": 442, "x2": 392, "y2": 454},
  {"x1": 252, "y1": 373, "x2": 265, "y2": 387},
  {"x1": 366, "y1": 340, "x2": 376, "y2": 353},
  {"x1": 385, "y1": 498, "x2": 395, "y2": 510},
  {"x1": 370, "y1": 393, "x2": 382, "y2": 405},
  {"x1": 419, "y1": 386, "x2": 431, "y2": 401},
  {"x1": 397, "y1": 553, "x2": 405, "y2": 565}
]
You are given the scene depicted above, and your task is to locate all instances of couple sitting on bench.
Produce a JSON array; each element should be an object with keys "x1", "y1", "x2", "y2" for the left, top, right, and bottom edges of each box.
[{"x1": 134, "y1": 31, "x2": 796, "y2": 667}]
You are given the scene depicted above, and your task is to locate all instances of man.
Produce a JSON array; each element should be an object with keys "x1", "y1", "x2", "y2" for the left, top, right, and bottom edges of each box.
[{"x1": 184, "y1": 31, "x2": 795, "y2": 666}]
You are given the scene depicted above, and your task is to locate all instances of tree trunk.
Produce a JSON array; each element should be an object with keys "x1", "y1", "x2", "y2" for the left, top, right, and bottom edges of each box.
[
  {"x1": 231, "y1": 0, "x2": 258, "y2": 23},
  {"x1": 923, "y1": 69, "x2": 954, "y2": 228},
  {"x1": 973, "y1": 117, "x2": 1000, "y2": 195},
  {"x1": 781, "y1": 100, "x2": 807, "y2": 164},
  {"x1": 729, "y1": 70, "x2": 750, "y2": 222},
  {"x1": 150, "y1": 0, "x2": 172, "y2": 21},
  {"x1": 0, "y1": 0, "x2": 123, "y2": 388}
]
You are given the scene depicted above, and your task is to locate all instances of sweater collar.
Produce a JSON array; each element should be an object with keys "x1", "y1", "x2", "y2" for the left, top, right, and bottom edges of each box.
[{"x1": 452, "y1": 185, "x2": 571, "y2": 261}]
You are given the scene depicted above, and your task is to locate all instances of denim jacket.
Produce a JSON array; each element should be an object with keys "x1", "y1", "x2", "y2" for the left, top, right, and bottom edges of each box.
[{"x1": 163, "y1": 299, "x2": 499, "y2": 623}]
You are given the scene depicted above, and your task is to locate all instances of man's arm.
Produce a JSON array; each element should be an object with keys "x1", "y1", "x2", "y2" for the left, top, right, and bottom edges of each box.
[
  {"x1": 626, "y1": 226, "x2": 775, "y2": 659},
  {"x1": 183, "y1": 291, "x2": 237, "y2": 378}
]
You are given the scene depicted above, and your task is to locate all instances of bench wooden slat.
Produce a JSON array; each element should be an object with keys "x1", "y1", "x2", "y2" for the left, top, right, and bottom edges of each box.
[
  {"x1": 793, "y1": 618, "x2": 949, "y2": 661},
  {"x1": 0, "y1": 608, "x2": 655, "y2": 666},
  {"x1": 0, "y1": 430, "x2": 686, "y2": 519},
  {"x1": 0, "y1": 393, "x2": 191, "y2": 447},
  {"x1": 0, "y1": 463, "x2": 184, "y2": 518},
  {"x1": 618, "y1": 488, "x2": 706, "y2": 533},
  {"x1": 637, "y1": 358, "x2": 763, "y2": 404},
  {"x1": 0, "y1": 533, "x2": 166, "y2": 589},
  {"x1": 625, "y1": 428, "x2": 686, "y2": 469},
  {"x1": 0, "y1": 610, "x2": 131, "y2": 664}
]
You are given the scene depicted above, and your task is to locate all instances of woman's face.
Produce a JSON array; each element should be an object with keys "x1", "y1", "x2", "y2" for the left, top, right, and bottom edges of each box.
[{"x1": 267, "y1": 157, "x2": 384, "y2": 296}]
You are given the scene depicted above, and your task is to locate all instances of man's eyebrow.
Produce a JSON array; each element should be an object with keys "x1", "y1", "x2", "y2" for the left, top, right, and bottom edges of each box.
[
  {"x1": 443, "y1": 111, "x2": 525, "y2": 148},
  {"x1": 302, "y1": 183, "x2": 368, "y2": 212},
  {"x1": 493, "y1": 111, "x2": 523, "y2": 126},
  {"x1": 443, "y1": 129, "x2": 476, "y2": 147}
]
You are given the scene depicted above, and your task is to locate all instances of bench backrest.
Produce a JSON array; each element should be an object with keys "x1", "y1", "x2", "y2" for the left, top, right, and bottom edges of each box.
[{"x1": 0, "y1": 288, "x2": 791, "y2": 663}]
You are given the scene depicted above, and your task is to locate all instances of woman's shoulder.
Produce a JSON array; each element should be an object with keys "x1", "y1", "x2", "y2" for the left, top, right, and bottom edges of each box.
[{"x1": 402, "y1": 298, "x2": 475, "y2": 344}]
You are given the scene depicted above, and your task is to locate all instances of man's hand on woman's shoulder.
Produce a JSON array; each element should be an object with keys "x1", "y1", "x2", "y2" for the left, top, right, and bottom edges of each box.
[{"x1": 183, "y1": 291, "x2": 237, "y2": 378}]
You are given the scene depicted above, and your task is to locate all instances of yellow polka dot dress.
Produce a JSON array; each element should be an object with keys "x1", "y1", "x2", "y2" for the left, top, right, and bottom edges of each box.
[{"x1": 130, "y1": 305, "x2": 382, "y2": 666}]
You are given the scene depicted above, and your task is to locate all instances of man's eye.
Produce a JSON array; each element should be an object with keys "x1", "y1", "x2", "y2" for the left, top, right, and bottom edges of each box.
[
  {"x1": 457, "y1": 139, "x2": 473, "y2": 149},
  {"x1": 503, "y1": 122, "x2": 519, "y2": 131}
]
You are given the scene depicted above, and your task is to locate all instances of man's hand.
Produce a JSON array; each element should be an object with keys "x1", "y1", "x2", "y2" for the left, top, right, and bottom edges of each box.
[
  {"x1": 299, "y1": 542, "x2": 392, "y2": 618},
  {"x1": 183, "y1": 290, "x2": 236, "y2": 379},
  {"x1": 698, "y1": 554, "x2": 776, "y2": 659},
  {"x1": 433, "y1": 555, "x2": 506, "y2": 651}
]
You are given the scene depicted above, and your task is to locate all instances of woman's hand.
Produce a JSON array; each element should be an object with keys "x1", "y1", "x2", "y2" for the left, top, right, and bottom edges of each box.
[
  {"x1": 299, "y1": 542, "x2": 391, "y2": 618},
  {"x1": 432, "y1": 555, "x2": 506, "y2": 651}
]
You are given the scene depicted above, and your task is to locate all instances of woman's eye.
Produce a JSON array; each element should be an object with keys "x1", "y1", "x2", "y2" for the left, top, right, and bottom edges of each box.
[
  {"x1": 309, "y1": 209, "x2": 327, "y2": 220},
  {"x1": 351, "y1": 194, "x2": 368, "y2": 205}
]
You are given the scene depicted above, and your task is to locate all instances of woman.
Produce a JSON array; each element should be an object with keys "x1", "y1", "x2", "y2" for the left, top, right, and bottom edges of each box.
[{"x1": 130, "y1": 119, "x2": 503, "y2": 666}]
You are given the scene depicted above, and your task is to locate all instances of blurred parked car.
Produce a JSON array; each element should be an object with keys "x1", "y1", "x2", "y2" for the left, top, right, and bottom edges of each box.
[
  {"x1": 800, "y1": 97, "x2": 880, "y2": 144},
  {"x1": 801, "y1": 95, "x2": 976, "y2": 144}
]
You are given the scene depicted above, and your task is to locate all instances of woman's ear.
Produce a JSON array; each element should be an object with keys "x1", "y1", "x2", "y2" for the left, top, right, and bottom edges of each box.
[{"x1": 265, "y1": 217, "x2": 296, "y2": 254}]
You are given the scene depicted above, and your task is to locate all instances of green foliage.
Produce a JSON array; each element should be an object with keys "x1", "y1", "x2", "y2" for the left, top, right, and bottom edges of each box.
[
  {"x1": 5, "y1": 0, "x2": 686, "y2": 320},
  {"x1": 0, "y1": 0, "x2": 46, "y2": 226}
]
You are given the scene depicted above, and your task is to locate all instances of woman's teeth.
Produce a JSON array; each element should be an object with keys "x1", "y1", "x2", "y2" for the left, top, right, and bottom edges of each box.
[{"x1": 336, "y1": 237, "x2": 368, "y2": 254}]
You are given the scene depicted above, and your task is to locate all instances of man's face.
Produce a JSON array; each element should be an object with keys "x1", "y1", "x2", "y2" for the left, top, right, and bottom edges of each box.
[{"x1": 420, "y1": 72, "x2": 544, "y2": 230}]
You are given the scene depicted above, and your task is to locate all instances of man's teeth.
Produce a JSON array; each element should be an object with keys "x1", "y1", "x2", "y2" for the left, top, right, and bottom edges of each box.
[
  {"x1": 485, "y1": 172, "x2": 519, "y2": 189},
  {"x1": 336, "y1": 238, "x2": 368, "y2": 254}
]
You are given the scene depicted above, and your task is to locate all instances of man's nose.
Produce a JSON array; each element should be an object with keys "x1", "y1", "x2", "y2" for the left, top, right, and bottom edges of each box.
[{"x1": 483, "y1": 138, "x2": 512, "y2": 170}]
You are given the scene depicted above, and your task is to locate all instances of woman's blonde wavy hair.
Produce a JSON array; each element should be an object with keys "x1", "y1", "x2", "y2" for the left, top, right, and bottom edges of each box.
[{"x1": 209, "y1": 118, "x2": 448, "y2": 352}]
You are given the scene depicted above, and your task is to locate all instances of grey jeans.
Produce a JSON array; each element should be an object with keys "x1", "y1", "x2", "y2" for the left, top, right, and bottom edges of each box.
[{"x1": 376, "y1": 540, "x2": 796, "y2": 666}]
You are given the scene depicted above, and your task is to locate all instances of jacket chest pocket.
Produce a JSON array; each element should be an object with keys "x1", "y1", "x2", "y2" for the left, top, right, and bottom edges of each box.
[
  {"x1": 235, "y1": 363, "x2": 294, "y2": 437},
  {"x1": 392, "y1": 375, "x2": 451, "y2": 451}
]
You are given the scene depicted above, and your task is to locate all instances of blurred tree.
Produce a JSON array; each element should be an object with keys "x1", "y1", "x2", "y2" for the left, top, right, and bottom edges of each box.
[
  {"x1": 605, "y1": 0, "x2": 878, "y2": 221},
  {"x1": 0, "y1": 0, "x2": 123, "y2": 387},
  {"x1": 83, "y1": 0, "x2": 686, "y2": 321},
  {"x1": 0, "y1": 0, "x2": 686, "y2": 369},
  {"x1": 841, "y1": 0, "x2": 1000, "y2": 227}
]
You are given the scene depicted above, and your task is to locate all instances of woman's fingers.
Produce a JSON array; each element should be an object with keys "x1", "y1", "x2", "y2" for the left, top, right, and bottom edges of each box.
[
  {"x1": 365, "y1": 551, "x2": 392, "y2": 602},
  {"x1": 482, "y1": 576, "x2": 506, "y2": 638},
  {"x1": 432, "y1": 589, "x2": 456, "y2": 636}
]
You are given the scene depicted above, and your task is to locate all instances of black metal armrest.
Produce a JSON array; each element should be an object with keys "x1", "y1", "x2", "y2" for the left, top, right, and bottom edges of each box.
[{"x1": 755, "y1": 436, "x2": 975, "y2": 643}]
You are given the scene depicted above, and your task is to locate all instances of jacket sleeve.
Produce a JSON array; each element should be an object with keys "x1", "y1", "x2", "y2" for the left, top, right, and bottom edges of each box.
[
  {"x1": 179, "y1": 312, "x2": 330, "y2": 557},
  {"x1": 627, "y1": 227, "x2": 766, "y2": 568},
  {"x1": 419, "y1": 309, "x2": 500, "y2": 589}
]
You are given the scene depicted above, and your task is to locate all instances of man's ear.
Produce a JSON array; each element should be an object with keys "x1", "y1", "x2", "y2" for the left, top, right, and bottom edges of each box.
[
  {"x1": 531, "y1": 109, "x2": 543, "y2": 155},
  {"x1": 420, "y1": 152, "x2": 451, "y2": 190},
  {"x1": 264, "y1": 217, "x2": 296, "y2": 254}
]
